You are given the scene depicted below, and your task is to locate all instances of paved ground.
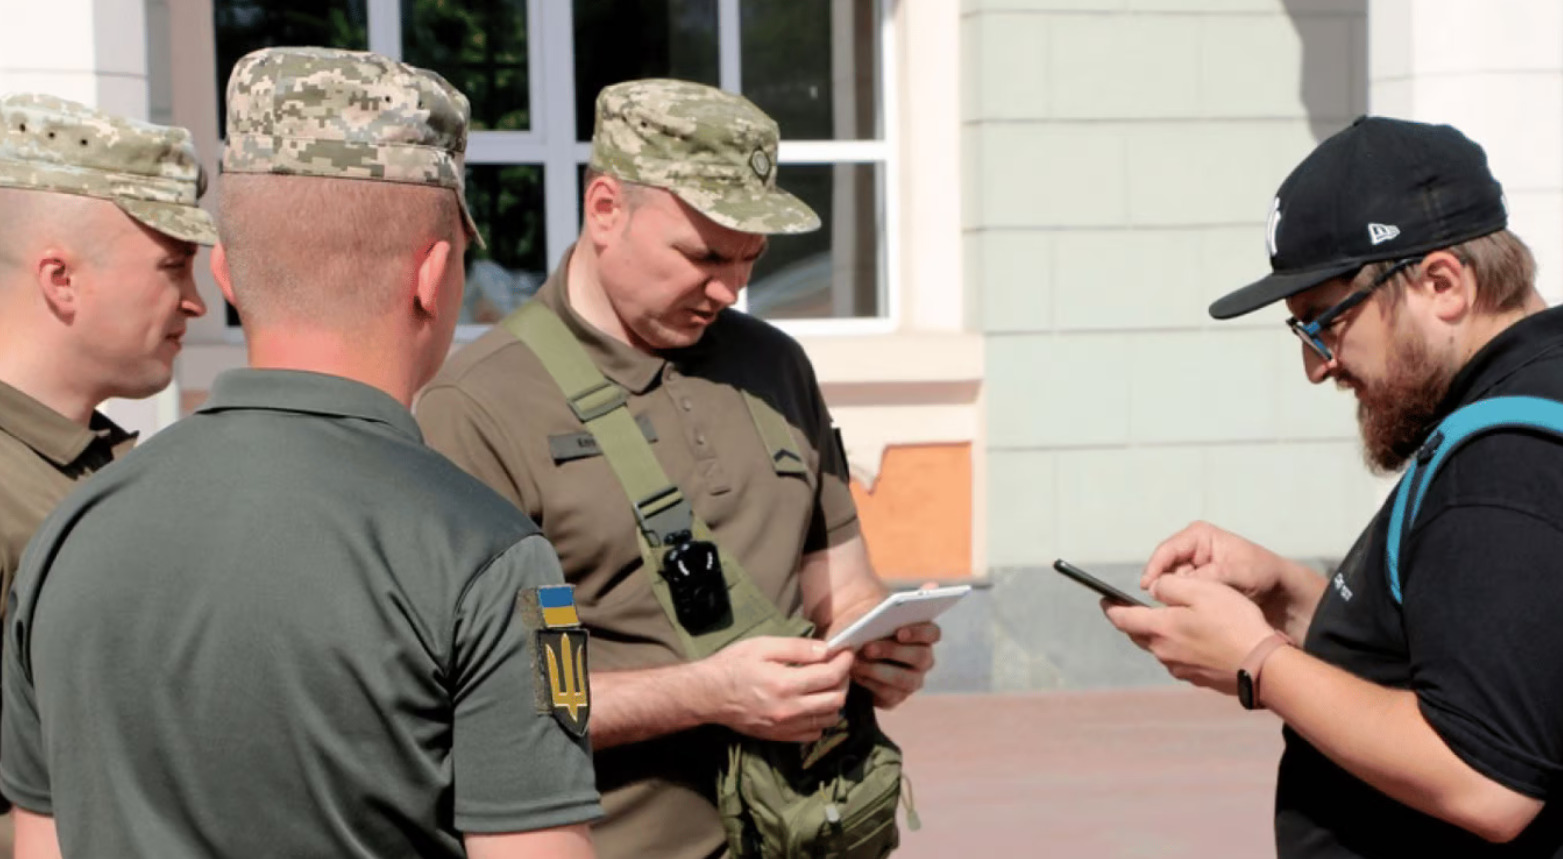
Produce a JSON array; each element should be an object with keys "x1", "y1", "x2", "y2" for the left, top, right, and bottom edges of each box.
[
  {"x1": 879, "y1": 687, "x2": 1286, "y2": 859},
  {"x1": 0, "y1": 688, "x2": 1279, "y2": 858}
]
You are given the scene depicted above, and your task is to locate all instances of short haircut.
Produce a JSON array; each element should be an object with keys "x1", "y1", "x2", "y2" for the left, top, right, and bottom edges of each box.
[
  {"x1": 0, "y1": 187, "x2": 111, "y2": 270},
  {"x1": 218, "y1": 173, "x2": 462, "y2": 327},
  {"x1": 582, "y1": 167, "x2": 651, "y2": 212},
  {"x1": 1358, "y1": 229, "x2": 1536, "y2": 315}
]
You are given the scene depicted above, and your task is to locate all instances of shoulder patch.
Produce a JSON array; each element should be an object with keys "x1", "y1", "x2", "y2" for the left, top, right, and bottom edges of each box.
[
  {"x1": 519, "y1": 586, "x2": 591, "y2": 737},
  {"x1": 537, "y1": 584, "x2": 581, "y2": 628}
]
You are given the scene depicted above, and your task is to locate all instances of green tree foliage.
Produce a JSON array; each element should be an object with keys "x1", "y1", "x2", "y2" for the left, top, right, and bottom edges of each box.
[
  {"x1": 402, "y1": 0, "x2": 531, "y2": 132},
  {"x1": 213, "y1": 0, "x2": 368, "y2": 131}
]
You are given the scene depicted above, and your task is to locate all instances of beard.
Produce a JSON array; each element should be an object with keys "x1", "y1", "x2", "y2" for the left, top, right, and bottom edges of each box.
[{"x1": 1345, "y1": 328, "x2": 1458, "y2": 475}]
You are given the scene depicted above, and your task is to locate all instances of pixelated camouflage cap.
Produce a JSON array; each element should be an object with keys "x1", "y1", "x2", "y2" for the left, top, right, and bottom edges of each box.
[
  {"x1": 590, "y1": 79, "x2": 820, "y2": 235},
  {"x1": 222, "y1": 47, "x2": 485, "y2": 247},
  {"x1": 0, "y1": 94, "x2": 218, "y2": 245}
]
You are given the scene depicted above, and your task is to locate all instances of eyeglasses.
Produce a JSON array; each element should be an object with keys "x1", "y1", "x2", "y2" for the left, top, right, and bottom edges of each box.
[{"x1": 1286, "y1": 255, "x2": 1424, "y2": 362}]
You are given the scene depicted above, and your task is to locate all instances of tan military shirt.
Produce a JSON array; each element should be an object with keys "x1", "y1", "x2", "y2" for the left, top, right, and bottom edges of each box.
[
  {"x1": 417, "y1": 258, "x2": 860, "y2": 859},
  {"x1": 0, "y1": 379, "x2": 134, "y2": 600}
]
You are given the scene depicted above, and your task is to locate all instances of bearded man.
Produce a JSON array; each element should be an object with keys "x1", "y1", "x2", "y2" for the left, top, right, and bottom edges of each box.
[{"x1": 1105, "y1": 116, "x2": 1563, "y2": 858}]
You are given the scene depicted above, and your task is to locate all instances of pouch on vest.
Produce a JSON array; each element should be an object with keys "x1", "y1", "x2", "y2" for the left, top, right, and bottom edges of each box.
[
  {"x1": 503, "y1": 301, "x2": 912, "y2": 857},
  {"x1": 718, "y1": 686, "x2": 914, "y2": 859}
]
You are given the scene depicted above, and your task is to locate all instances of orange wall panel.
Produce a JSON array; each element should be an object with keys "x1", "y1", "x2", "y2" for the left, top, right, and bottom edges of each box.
[{"x1": 851, "y1": 443, "x2": 973, "y2": 581}]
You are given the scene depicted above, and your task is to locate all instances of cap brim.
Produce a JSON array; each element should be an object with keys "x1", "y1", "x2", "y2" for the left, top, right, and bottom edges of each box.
[
  {"x1": 674, "y1": 186, "x2": 821, "y2": 236},
  {"x1": 456, "y1": 188, "x2": 487, "y2": 249},
  {"x1": 1209, "y1": 260, "x2": 1362, "y2": 320},
  {"x1": 117, "y1": 199, "x2": 219, "y2": 246}
]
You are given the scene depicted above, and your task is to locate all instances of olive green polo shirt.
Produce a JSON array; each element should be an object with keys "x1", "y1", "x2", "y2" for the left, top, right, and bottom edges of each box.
[
  {"x1": 1, "y1": 369, "x2": 601, "y2": 858},
  {"x1": 417, "y1": 259, "x2": 860, "y2": 859},
  {"x1": 0, "y1": 379, "x2": 134, "y2": 602},
  {"x1": 0, "y1": 379, "x2": 133, "y2": 818}
]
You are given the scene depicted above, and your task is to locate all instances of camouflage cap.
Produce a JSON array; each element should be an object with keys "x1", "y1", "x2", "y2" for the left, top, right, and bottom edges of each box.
[
  {"x1": 590, "y1": 79, "x2": 820, "y2": 235},
  {"x1": 0, "y1": 93, "x2": 218, "y2": 245},
  {"x1": 222, "y1": 47, "x2": 485, "y2": 247}
]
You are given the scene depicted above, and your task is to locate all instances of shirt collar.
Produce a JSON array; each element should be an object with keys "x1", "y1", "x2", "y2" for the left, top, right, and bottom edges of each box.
[
  {"x1": 535, "y1": 247, "x2": 668, "y2": 395},
  {"x1": 196, "y1": 369, "x2": 423, "y2": 442},
  {"x1": 0, "y1": 379, "x2": 135, "y2": 467},
  {"x1": 1438, "y1": 305, "x2": 1563, "y2": 416}
]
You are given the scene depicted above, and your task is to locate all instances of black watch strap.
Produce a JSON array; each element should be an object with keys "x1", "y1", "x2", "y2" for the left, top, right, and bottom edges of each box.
[{"x1": 1237, "y1": 632, "x2": 1292, "y2": 711}]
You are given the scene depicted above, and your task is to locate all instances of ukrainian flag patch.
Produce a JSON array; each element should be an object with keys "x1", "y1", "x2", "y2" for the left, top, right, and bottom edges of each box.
[{"x1": 538, "y1": 585, "x2": 580, "y2": 628}]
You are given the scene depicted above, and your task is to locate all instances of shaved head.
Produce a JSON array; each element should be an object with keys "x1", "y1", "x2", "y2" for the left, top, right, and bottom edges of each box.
[
  {"x1": 218, "y1": 174, "x2": 464, "y2": 329},
  {"x1": 0, "y1": 186, "x2": 205, "y2": 417},
  {"x1": 0, "y1": 188, "x2": 121, "y2": 276}
]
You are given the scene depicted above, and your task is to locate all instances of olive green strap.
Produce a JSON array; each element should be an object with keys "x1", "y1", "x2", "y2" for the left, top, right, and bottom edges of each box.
[
  {"x1": 502, "y1": 301, "x2": 810, "y2": 659},
  {"x1": 743, "y1": 391, "x2": 808, "y2": 477}
]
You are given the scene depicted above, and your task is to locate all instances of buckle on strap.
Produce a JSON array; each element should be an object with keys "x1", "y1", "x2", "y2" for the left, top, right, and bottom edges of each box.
[
  {"x1": 635, "y1": 485, "x2": 695, "y2": 547},
  {"x1": 568, "y1": 380, "x2": 628, "y2": 423}
]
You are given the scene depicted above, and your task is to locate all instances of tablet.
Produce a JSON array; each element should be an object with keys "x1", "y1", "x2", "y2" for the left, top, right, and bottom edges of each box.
[{"x1": 825, "y1": 585, "x2": 971, "y2": 652}]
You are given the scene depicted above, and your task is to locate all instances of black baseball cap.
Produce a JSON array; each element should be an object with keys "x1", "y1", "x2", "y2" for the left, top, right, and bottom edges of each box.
[{"x1": 1209, "y1": 116, "x2": 1508, "y2": 320}]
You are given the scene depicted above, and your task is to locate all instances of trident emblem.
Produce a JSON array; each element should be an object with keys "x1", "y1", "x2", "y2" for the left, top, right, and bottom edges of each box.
[{"x1": 541, "y1": 630, "x2": 591, "y2": 735}]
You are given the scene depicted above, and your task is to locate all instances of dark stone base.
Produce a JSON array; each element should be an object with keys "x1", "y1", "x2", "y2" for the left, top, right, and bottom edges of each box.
[{"x1": 918, "y1": 560, "x2": 1335, "y2": 693}]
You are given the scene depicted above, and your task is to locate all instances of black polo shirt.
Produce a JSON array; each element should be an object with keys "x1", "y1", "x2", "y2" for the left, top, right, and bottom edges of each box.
[
  {"x1": 2, "y1": 369, "x2": 601, "y2": 858},
  {"x1": 1279, "y1": 306, "x2": 1563, "y2": 857}
]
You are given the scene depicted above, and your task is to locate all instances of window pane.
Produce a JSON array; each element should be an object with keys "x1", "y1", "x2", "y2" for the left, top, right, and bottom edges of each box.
[
  {"x1": 213, "y1": 0, "x2": 367, "y2": 137},
  {"x1": 748, "y1": 163, "x2": 881, "y2": 320},
  {"x1": 401, "y1": 0, "x2": 531, "y2": 131},
  {"x1": 740, "y1": 0, "x2": 880, "y2": 141},
  {"x1": 573, "y1": 0, "x2": 719, "y2": 141},
  {"x1": 462, "y1": 164, "x2": 547, "y2": 325}
]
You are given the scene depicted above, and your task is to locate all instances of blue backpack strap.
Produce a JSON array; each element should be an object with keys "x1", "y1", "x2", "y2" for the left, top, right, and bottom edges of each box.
[{"x1": 1386, "y1": 395, "x2": 1563, "y2": 604}]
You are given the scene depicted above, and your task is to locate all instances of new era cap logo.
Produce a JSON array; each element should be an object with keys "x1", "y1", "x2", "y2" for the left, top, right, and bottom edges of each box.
[
  {"x1": 1266, "y1": 197, "x2": 1282, "y2": 258},
  {"x1": 1368, "y1": 223, "x2": 1400, "y2": 245}
]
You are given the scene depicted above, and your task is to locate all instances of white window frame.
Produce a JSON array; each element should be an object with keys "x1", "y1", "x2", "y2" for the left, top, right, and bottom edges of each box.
[{"x1": 314, "y1": 0, "x2": 898, "y2": 340}]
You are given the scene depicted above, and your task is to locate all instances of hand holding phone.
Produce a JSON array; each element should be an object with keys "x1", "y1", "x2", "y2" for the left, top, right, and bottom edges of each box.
[{"x1": 1053, "y1": 558, "x2": 1150, "y2": 607}]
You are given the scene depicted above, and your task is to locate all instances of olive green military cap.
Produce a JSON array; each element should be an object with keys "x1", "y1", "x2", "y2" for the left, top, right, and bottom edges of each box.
[
  {"x1": 221, "y1": 46, "x2": 485, "y2": 247},
  {"x1": 590, "y1": 78, "x2": 820, "y2": 235},
  {"x1": 0, "y1": 94, "x2": 218, "y2": 245}
]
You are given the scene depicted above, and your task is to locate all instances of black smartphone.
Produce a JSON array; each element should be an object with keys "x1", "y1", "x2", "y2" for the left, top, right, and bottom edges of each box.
[{"x1": 1052, "y1": 558, "x2": 1150, "y2": 607}]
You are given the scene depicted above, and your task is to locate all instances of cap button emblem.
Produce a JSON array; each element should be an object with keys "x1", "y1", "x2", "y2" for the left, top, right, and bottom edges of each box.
[
  {"x1": 750, "y1": 149, "x2": 771, "y2": 180},
  {"x1": 1266, "y1": 197, "x2": 1283, "y2": 258}
]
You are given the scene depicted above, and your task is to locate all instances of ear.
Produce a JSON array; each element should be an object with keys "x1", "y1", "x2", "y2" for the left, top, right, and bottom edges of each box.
[
  {"x1": 35, "y1": 248, "x2": 76, "y2": 321},
  {"x1": 211, "y1": 243, "x2": 238, "y2": 307},
  {"x1": 1415, "y1": 250, "x2": 1474, "y2": 324},
  {"x1": 581, "y1": 174, "x2": 628, "y2": 246},
  {"x1": 412, "y1": 238, "x2": 455, "y2": 320}
]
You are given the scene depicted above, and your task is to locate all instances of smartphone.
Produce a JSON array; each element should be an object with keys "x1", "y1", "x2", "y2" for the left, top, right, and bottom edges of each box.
[{"x1": 1052, "y1": 558, "x2": 1150, "y2": 607}]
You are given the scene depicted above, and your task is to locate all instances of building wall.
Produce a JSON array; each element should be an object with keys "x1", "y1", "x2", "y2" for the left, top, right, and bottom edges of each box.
[
  {"x1": 1370, "y1": 0, "x2": 1563, "y2": 304},
  {"x1": 950, "y1": 0, "x2": 1392, "y2": 692}
]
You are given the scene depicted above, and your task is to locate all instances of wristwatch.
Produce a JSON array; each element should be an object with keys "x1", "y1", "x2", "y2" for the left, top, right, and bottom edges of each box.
[{"x1": 1236, "y1": 631, "x2": 1294, "y2": 711}]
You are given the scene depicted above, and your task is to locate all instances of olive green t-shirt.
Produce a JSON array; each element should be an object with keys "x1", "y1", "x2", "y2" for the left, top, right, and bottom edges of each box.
[
  {"x1": 417, "y1": 261, "x2": 860, "y2": 859},
  {"x1": 0, "y1": 380, "x2": 133, "y2": 817},
  {"x1": 0, "y1": 379, "x2": 134, "y2": 607},
  {"x1": 1, "y1": 369, "x2": 601, "y2": 858}
]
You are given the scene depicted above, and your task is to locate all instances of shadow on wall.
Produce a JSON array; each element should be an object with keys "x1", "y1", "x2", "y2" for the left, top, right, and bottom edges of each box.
[{"x1": 1281, "y1": 0, "x2": 1369, "y2": 143}]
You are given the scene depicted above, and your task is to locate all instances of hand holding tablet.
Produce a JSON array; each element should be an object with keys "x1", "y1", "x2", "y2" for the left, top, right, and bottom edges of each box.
[{"x1": 825, "y1": 585, "x2": 971, "y2": 653}]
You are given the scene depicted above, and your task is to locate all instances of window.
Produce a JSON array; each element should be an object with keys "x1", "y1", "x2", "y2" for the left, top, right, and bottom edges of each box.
[{"x1": 212, "y1": 0, "x2": 895, "y2": 332}]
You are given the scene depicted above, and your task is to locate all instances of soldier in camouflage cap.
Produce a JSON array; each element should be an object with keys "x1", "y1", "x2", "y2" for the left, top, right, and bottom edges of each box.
[
  {"x1": 0, "y1": 46, "x2": 603, "y2": 859},
  {"x1": 591, "y1": 78, "x2": 819, "y2": 235},
  {"x1": 222, "y1": 46, "x2": 483, "y2": 246},
  {"x1": 0, "y1": 93, "x2": 218, "y2": 244},
  {"x1": 0, "y1": 95, "x2": 215, "y2": 852},
  {"x1": 419, "y1": 78, "x2": 938, "y2": 859}
]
